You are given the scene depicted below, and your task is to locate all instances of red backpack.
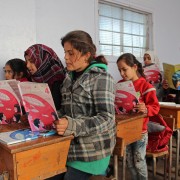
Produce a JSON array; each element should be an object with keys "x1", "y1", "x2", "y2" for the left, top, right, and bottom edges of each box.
[{"x1": 146, "y1": 114, "x2": 173, "y2": 152}]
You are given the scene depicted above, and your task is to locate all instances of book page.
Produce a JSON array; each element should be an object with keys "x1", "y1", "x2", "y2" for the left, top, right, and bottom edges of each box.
[
  {"x1": 144, "y1": 64, "x2": 162, "y2": 85},
  {"x1": 115, "y1": 81, "x2": 139, "y2": 114},
  {"x1": 0, "y1": 80, "x2": 22, "y2": 124},
  {"x1": 18, "y1": 82, "x2": 58, "y2": 132},
  {"x1": 163, "y1": 63, "x2": 180, "y2": 89}
]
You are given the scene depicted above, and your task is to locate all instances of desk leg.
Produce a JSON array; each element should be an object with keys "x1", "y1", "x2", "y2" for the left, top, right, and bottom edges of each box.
[
  {"x1": 168, "y1": 135, "x2": 172, "y2": 180},
  {"x1": 122, "y1": 147, "x2": 126, "y2": 180},
  {"x1": 113, "y1": 155, "x2": 118, "y2": 180},
  {"x1": 175, "y1": 129, "x2": 180, "y2": 180}
]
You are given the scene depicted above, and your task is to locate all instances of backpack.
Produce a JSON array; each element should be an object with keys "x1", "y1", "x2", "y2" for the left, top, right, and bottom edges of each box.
[{"x1": 146, "y1": 114, "x2": 173, "y2": 152}]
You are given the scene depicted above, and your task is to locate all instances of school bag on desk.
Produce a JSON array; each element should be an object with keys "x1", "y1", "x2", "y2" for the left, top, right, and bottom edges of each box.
[{"x1": 147, "y1": 114, "x2": 173, "y2": 152}]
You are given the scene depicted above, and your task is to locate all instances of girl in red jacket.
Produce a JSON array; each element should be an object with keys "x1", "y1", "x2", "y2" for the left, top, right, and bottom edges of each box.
[{"x1": 116, "y1": 53, "x2": 160, "y2": 180}]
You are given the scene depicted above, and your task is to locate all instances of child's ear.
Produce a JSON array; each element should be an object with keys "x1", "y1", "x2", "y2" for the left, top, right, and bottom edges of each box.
[{"x1": 133, "y1": 64, "x2": 138, "y2": 70}]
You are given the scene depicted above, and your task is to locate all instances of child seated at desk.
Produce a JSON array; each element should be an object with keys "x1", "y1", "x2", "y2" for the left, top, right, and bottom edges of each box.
[
  {"x1": 116, "y1": 53, "x2": 160, "y2": 180},
  {"x1": 143, "y1": 50, "x2": 179, "y2": 103},
  {"x1": 3, "y1": 58, "x2": 29, "y2": 82}
]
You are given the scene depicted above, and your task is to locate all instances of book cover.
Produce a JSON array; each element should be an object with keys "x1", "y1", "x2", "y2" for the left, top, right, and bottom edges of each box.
[
  {"x1": 18, "y1": 82, "x2": 58, "y2": 132},
  {"x1": 163, "y1": 63, "x2": 180, "y2": 89},
  {"x1": 144, "y1": 64, "x2": 162, "y2": 85},
  {"x1": 0, "y1": 129, "x2": 39, "y2": 145},
  {"x1": 115, "y1": 81, "x2": 139, "y2": 114},
  {"x1": 0, "y1": 80, "x2": 22, "y2": 124}
]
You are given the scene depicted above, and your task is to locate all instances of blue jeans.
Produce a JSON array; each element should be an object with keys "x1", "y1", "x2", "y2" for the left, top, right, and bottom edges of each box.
[
  {"x1": 64, "y1": 166, "x2": 92, "y2": 180},
  {"x1": 46, "y1": 167, "x2": 92, "y2": 180},
  {"x1": 126, "y1": 133, "x2": 148, "y2": 180}
]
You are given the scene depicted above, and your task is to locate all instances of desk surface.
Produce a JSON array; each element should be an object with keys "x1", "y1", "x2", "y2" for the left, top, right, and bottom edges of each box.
[
  {"x1": 159, "y1": 104, "x2": 180, "y2": 129},
  {"x1": 0, "y1": 123, "x2": 73, "y2": 180},
  {"x1": 0, "y1": 123, "x2": 73, "y2": 154},
  {"x1": 115, "y1": 113, "x2": 146, "y2": 124}
]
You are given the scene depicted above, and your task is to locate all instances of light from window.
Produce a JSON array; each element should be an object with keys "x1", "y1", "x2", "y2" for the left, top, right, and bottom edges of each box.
[{"x1": 99, "y1": 2, "x2": 152, "y2": 58}]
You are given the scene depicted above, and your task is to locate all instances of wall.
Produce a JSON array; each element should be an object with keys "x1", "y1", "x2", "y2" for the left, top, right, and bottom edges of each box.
[{"x1": 0, "y1": 0, "x2": 180, "y2": 82}]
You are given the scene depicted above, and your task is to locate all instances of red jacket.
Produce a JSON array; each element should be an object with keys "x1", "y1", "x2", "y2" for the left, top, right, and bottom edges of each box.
[
  {"x1": 133, "y1": 77, "x2": 160, "y2": 132},
  {"x1": 118, "y1": 77, "x2": 160, "y2": 132}
]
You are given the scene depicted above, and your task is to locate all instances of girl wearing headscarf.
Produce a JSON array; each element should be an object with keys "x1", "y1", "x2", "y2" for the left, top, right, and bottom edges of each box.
[
  {"x1": 143, "y1": 50, "x2": 177, "y2": 102},
  {"x1": 24, "y1": 44, "x2": 65, "y2": 111},
  {"x1": 143, "y1": 50, "x2": 164, "y2": 101}
]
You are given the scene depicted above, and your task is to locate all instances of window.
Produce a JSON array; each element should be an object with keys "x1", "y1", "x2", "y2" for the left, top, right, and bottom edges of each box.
[{"x1": 98, "y1": 1, "x2": 153, "y2": 59}]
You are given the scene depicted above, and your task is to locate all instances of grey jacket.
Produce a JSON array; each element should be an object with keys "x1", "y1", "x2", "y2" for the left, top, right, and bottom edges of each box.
[{"x1": 59, "y1": 64, "x2": 116, "y2": 162}]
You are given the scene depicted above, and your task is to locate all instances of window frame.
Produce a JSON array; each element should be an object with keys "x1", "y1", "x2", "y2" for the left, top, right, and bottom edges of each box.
[{"x1": 97, "y1": 0, "x2": 154, "y2": 62}]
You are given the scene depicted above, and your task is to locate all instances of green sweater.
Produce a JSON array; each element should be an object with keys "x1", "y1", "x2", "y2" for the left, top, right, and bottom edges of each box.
[{"x1": 67, "y1": 156, "x2": 110, "y2": 175}]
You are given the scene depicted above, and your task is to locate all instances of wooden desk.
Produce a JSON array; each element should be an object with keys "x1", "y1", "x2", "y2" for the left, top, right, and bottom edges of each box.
[
  {"x1": 113, "y1": 113, "x2": 145, "y2": 180},
  {"x1": 159, "y1": 104, "x2": 180, "y2": 180},
  {"x1": 0, "y1": 124, "x2": 73, "y2": 180}
]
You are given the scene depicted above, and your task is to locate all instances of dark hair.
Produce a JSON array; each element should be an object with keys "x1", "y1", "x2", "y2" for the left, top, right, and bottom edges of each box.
[
  {"x1": 61, "y1": 30, "x2": 107, "y2": 64},
  {"x1": 33, "y1": 118, "x2": 40, "y2": 128},
  {"x1": 13, "y1": 114, "x2": 21, "y2": 123},
  {"x1": 5, "y1": 58, "x2": 28, "y2": 79},
  {"x1": 116, "y1": 53, "x2": 145, "y2": 78},
  {"x1": 14, "y1": 104, "x2": 21, "y2": 113},
  {"x1": 51, "y1": 112, "x2": 58, "y2": 120},
  {"x1": 0, "y1": 113, "x2": 3, "y2": 121}
]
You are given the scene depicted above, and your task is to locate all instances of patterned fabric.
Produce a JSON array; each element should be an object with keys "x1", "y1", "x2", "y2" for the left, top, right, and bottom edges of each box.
[
  {"x1": 59, "y1": 65, "x2": 116, "y2": 162},
  {"x1": 24, "y1": 44, "x2": 65, "y2": 89}
]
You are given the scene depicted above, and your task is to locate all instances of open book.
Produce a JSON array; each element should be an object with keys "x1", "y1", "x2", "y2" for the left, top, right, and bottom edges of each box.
[
  {"x1": 163, "y1": 63, "x2": 180, "y2": 89},
  {"x1": 115, "y1": 81, "x2": 139, "y2": 114},
  {"x1": 0, "y1": 80, "x2": 58, "y2": 132},
  {"x1": 144, "y1": 64, "x2": 162, "y2": 85}
]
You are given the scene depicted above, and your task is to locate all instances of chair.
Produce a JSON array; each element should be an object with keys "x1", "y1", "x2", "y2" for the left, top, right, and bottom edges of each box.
[{"x1": 146, "y1": 115, "x2": 175, "y2": 180}]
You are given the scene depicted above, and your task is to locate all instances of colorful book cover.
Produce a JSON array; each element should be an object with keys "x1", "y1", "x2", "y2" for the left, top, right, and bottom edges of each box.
[
  {"x1": 18, "y1": 82, "x2": 58, "y2": 132},
  {"x1": 163, "y1": 63, "x2": 180, "y2": 89},
  {"x1": 0, "y1": 80, "x2": 22, "y2": 124},
  {"x1": 115, "y1": 81, "x2": 139, "y2": 114},
  {"x1": 0, "y1": 129, "x2": 39, "y2": 145},
  {"x1": 144, "y1": 64, "x2": 162, "y2": 85}
]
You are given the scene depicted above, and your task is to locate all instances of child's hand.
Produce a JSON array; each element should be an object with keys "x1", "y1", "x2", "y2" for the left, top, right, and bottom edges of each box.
[
  {"x1": 54, "y1": 117, "x2": 68, "y2": 135},
  {"x1": 134, "y1": 103, "x2": 147, "y2": 114},
  {"x1": 162, "y1": 79, "x2": 169, "y2": 89}
]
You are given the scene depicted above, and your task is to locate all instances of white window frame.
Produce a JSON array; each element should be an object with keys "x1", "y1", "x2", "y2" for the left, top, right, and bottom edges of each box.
[{"x1": 97, "y1": 0, "x2": 153, "y2": 62}]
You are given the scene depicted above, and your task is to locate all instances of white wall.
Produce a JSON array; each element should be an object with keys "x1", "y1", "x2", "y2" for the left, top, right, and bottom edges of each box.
[{"x1": 0, "y1": 0, "x2": 180, "y2": 82}]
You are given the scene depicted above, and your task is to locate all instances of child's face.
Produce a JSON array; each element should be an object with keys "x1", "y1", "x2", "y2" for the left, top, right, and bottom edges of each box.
[
  {"x1": 25, "y1": 55, "x2": 37, "y2": 75},
  {"x1": 143, "y1": 53, "x2": 152, "y2": 65},
  {"x1": 117, "y1": 60, "x2": 138, "y2": 81},
  {"x1": 4, "y1": 65, "x2": 13, "y2": 80}
]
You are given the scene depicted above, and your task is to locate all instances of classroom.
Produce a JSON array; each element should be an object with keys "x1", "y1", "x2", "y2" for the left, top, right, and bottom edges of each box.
[
  {"x1": 0, "y1": 0, "x2": 180, "y2": 81},
  {"x1": 0, "y1": 0, "x2": 180, "y2": 180}
]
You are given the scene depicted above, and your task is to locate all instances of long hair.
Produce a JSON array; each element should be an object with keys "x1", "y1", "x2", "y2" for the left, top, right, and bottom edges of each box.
[
  {"x1": 117, "y1": 53, "x2": 145, "y2": 78},
  {"x1": 61, "y1": 30, "x2": 107, "y2": 64},
  {"x1": 5, "y1": 58, "x2": 28, "y2": 79}
]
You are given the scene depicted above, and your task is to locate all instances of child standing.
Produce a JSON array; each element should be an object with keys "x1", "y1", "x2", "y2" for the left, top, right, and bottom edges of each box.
[
  {"x1": 117, "y1": 53, "x2": 160, "y2": 180},
  {"x1": 53, "y1": 30, "x2": 116, "y2": 180},
  {"x1": 4, "y1": 58, "x2": 28, "y2": 82}
]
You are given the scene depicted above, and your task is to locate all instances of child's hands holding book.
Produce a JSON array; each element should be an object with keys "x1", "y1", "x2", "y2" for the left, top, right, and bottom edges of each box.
[
  {"x1": 133, "y1": 103, "x2": 147, "y2": 114},
  {"x1": 54, "y1": 117, "x2": 68, "y2": 135}
]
